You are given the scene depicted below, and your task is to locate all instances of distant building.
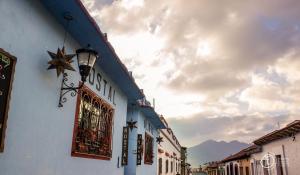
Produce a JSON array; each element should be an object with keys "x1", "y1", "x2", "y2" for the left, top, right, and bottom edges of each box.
[
  {"x1": 191, "y1": 166, "x2": 207, "y2": 175},
  {"x1": 250, "y1": 120, "x2": 300, "y2": 175},
  {"x1": 181, "y1": 147, "x2": 191, "y2": 175},
  {"x1": 202, "y1": 162, "x2": 225, "y2": 175},
  {"x1": 205, "y1": 162, "x2": 219, "y2": 175},
  {"x1": 157, "y1": 117, "x2": 182, "y2": 175},
  {"x1": 222, "y1": 145, "x2": 262, "y2": 175}
]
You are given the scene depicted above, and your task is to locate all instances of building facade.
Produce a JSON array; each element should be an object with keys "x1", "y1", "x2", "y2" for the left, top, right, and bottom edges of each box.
[
  {"x1": 157, "y1": 117, "x2": 182, "y2": 175},
  {"x1": 204, "y1": 162, "x2": 218, "y2": 175},
  {"x1": 0, "y1": 0, "x2": 165, "y2": 175},
  {"x1": 203, "y1": 162, "x2": 225, "y2": 175},
  {"x1": 222, "y1": 145, "x2": 261, "y2": 175},
  {"x1": 125, "y1": 102, "x2": 166, "y2": 175},
  {"x1": 181, "y1": 147, "x2": 191, "y2": 175},
  {"x1": 250, "y1": 120, "x2": 300, "y2": 175},
  {"x1": 221, "y1": 120, "x2": 300, "y2": 175}
]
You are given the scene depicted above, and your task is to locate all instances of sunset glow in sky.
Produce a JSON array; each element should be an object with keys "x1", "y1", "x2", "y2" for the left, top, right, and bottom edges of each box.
[{"x1": 82, "y1": 0, "x2": 300, "y2": 146}]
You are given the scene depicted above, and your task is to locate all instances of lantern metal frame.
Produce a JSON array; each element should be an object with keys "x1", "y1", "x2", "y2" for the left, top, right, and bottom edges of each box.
[{"x1": 58, "y1": 45, "x2": 98, "y2": 107}]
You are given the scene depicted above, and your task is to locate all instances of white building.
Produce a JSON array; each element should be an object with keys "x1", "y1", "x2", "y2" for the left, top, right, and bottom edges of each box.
[
  {"x1": 222, "y1": 145, "x2": 261, "y2": 175},
  {"x1": 125, "y1": 103, "x2": 166, "y2": 175},
  {"x1": 0, "y1": 0, "x2": 164, "y2": 175},
  {"x1": 250, "y1": 120, "x2": 300, "y2": 175},
  {"x1": 157, "y1": 117, "x2": 182, "y2": 175}
]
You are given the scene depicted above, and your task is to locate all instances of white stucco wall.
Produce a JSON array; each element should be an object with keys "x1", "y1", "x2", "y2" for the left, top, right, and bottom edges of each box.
[
  {"x1": 0, "y1": 0, "x2": 128, "y2": 175},
  {"x1": 250, "y1": 133, "x2": 300, "y2": 175},
  {"x1": 158, "y1": 129, "x2": 181, "y2": 175},
  {"x1": 136, "y1": 112, "x2": 159, "y2": 175},
  {"x1": 125, "y1": 108, "x2": 159, "y2": 175}
]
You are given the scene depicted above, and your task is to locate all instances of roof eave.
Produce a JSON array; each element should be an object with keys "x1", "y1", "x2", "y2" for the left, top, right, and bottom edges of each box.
[
  {"x1": 40, "y1": 0, "x2": 144, "y2": 102},
  {"x1": 139, "y1": 105, "x2": 167, "y2": 129}
]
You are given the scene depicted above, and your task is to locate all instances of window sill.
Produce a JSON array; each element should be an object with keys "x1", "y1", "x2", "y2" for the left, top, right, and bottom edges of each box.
[{"x1": 71, "y1": 152, "x2": 111, "y2": 160}]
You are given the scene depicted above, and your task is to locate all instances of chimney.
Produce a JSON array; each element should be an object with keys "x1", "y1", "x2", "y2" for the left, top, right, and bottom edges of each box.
[
  {"x1": 129, "y1": 71, "x2": 133, "y2": 78},
  {"x1": 103, "y1": 33, "x2": 108, "y2": 40}
]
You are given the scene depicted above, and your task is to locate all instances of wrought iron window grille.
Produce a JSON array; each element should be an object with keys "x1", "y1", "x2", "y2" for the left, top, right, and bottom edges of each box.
[{"x1": 71, "y1": 86, "x2": 114, "y2": 159}]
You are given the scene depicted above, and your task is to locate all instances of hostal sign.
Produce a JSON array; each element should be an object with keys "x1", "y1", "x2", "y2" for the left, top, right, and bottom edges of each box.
[
  {"x1": 0, "y1": 49, "x2": 16, "y2": 152},
  {"x1": 121, "y1": 127, "x2": 129, "y2": 165},
  {"x1": 88, "y1": 68, "x2": 116, "y2": 106}
]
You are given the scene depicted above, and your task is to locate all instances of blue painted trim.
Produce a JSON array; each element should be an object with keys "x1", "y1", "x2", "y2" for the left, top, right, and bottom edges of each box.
[
  {"x1": 139, "y1": 106, "x2": 166, "y2": 129},
  {"x1": 40, "y1": 0, "x2": 144, "y2": 102},
  {"x1": 40, "y1": 0, "x2": 166, "y2": 128}
]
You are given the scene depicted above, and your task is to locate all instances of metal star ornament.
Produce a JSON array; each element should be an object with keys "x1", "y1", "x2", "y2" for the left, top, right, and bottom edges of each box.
[
  {"x1": 127, "y1": 119, "x2": 137, "y2": 131},
  {"x1": 156, "y1": 136, "x2": 163, "y2": 145},
  {"x1": 47, "y1": 47, "x2": 76, "y2": 77}
]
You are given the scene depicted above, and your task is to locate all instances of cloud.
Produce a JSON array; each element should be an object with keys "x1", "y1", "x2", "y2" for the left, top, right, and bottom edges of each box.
[
  {"x1": 239, "y1": 73, "x2": 288, "y2": 112},
  {"x1": 82, "y1": 0, "x2": 300, "y2": 146},
  {"x1": 167, "y1": 113, "x2": 291, "y2": 146}
]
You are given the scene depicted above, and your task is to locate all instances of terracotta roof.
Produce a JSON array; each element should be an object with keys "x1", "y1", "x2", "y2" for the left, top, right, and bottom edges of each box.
[
  {"x1": 253, "y1": 120, "x2": 300, "y2": 146},
  {"x1": 206, "y1": 162, "x2": 220, "y2": 168},
  {"x1": 222, "y1": 145, "x2": 262, "y2": 163}
]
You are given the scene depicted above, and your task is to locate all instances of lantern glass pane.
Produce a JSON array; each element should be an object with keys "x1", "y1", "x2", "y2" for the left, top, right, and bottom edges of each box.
[
  {"x1": 77, "y1": 52, "x2": 90, "y2": 66},
  {"x1": 87, "y1": 54, "x2": 97, "y2": 67}
]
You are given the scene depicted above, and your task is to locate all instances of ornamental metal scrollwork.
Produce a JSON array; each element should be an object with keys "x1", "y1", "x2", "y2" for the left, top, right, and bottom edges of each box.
[
  {"x1": 72, "y1": 86, "x2": 114, "y2": 159},
  {"x1": 58, "y1": 72, "x2": 84, "y2": 107}
]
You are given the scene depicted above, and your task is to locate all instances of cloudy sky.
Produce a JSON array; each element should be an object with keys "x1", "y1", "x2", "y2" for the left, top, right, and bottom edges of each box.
[{"x1": 82, "y1": 0, "x2": 300, "y2": 147}]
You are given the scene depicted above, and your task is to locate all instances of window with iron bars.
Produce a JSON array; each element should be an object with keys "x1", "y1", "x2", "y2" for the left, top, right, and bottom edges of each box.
[
  {"x1": 71, "y1": 85, "x2": 114, "y2": 160},
  {"x1": 144, "y1": 132, "x2": 154, "y2": 164}
]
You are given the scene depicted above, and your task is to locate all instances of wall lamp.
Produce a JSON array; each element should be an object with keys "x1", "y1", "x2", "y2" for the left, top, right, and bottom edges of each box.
[
  {"x1": 46, "y1": 13, "x2": 99, "y2": 107},
  {"x1": 57, "y1": 45, "x2": 98, "y2": 107}
]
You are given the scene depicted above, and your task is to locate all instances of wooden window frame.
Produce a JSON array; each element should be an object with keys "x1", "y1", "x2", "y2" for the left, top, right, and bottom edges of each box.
[
  {"x1": 0, "y1": 48, "x2": 17, "y2": 153},
  {"x1": 240, "y1": 166, "x2": 244, "y2": 175},
  {"x1": 166, "y1": 159, "x2": 169, "y2": 173},
  {"x1": 275, "y1": 155, "x2": 283, "y2": 175},
  {"x1": 158, "y1": 158, "x2": 162, "y2": 175},
  {"x1": 262, "y1": 160, "x2": 270, "y2": 175},
  {"x1": 144, "y1": 132, "x2": 154, "y2": 165},
  {"x1": 71, "y1": 85, "x2": 114, "y2": 160},
  {"x1": 245, "y1": 167, "x2": 250, "y2": 175}
]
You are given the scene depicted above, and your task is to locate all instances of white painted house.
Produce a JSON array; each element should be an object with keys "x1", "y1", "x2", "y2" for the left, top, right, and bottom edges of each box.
[
  {"x1": 0, "y1": 0, "x2": 164, "y2": 175},
  {"x1": 250, "y1": 120, "x2": 300, "y2": 175},
  {"x1": 125, "y1": 102, "x2": 166, "y2": 175},
  {"x1": 158, "y1": 117, "x2": 182, "y2": 175}
]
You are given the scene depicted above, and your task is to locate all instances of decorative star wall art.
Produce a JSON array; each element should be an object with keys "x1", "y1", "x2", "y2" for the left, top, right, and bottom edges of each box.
[
  {"x1": 127, "y1": 119, "x2": 137, "y2": 131},
  {"x1": 156, "y1": 136, "x2": 164, "y2": 145},
  {"x1": 47, "y1": 47, "x2": 76, "y2": 77}
]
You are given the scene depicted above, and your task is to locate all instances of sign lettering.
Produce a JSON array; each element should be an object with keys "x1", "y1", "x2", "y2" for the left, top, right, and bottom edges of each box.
[
  {"x1": 88, "y1": 68, "x2": 116, "y2": 106},
  {"x1": 0, "y1": 65, "x2": 5, "y2": 80},
  {"x1": 0, "y1": 53, "x2": 11, "y2": 68},
  {"x1": 137, "y1": 134, "x2": 143, "y2": 165},
  {"x1": 121, "y1": 127, "x2": 129, "y2": 165}
]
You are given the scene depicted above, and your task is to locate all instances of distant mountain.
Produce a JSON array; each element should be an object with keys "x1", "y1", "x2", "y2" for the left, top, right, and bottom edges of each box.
[{"x1": 188, "y1": 140, "x2": 251, "y2": 167}]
